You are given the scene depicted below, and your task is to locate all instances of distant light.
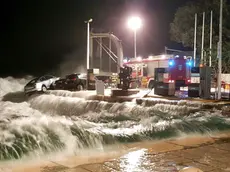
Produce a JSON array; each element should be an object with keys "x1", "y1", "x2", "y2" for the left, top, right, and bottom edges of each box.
[
  {"x1": 175, "y1": 55, "x2": 179, "y2": 58},
  {"x1": 85, "y1": 18, "x2": 93, "y2": 23},
  {"x1": 137, "y1": 56, "x2": 142, "y2": 61},
  {"x1": 78, "y1": 73, "x2": 87, "y2": 79},
  {"x1": 161, "y1": 55, "x2": 166, "y2": 59},
  {"x1": 123, "y1": 59, "x2": 128, "y2": 63},
  {"x1": 148, "y1": 56, "x2": 153, "y2": 59}
]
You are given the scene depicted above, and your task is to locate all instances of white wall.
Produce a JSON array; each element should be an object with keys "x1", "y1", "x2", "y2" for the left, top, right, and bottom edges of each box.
[{"x1": 221, "y1": 74, "x2": 230, "y2": 84}]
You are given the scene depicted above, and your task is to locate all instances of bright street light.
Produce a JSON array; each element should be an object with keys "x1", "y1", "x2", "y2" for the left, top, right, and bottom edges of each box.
[
  {"x1": 85, "y1": 18, "x2": 93, "y2": 70},
  {"x1": 128, "y1": 17, "x2": 142, "y2": 31}
]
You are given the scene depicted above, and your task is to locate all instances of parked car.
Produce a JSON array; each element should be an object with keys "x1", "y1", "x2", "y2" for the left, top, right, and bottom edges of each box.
[
  {"x1": 24, "y1": 75, "x2": 60, "y2": 95},
  {"x1": 54, "y1": 73, "x2": 87, "y2": 91}
]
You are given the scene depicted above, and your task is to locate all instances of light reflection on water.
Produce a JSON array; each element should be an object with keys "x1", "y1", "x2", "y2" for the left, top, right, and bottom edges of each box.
[
  {"x1": 118, "y1": 149, "x2": 183, "y2": 171},
  {"x1": 119, "y1": 149, "x2": 149, "y2": 172}
]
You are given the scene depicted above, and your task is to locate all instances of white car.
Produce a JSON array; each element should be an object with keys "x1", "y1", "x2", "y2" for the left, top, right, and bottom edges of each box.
[{"x1": 24, "y1": 75, "x2": 60, "y2": 95}]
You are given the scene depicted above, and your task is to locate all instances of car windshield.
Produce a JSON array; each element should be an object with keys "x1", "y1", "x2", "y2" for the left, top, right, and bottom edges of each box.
[
  {"x1": 66, "y1": 74, "x2": 77, "y2": 79},
  {"x1": 28, "y1": 78, "x2": 39, "y2": 84}
]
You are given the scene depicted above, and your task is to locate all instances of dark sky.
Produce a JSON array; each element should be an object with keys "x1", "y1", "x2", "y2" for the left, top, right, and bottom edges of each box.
[{"x1": 0, "y1": 0, "x2": 192, "y2": 77}]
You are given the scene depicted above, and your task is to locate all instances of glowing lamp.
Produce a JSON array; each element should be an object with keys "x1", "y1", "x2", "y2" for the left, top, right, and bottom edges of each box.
[
  {"x1": 123, "y1": 59, "x2": 128, "y2": 63},
  {"x1": 148, "y1": 56, "x2": 153, "y2": 59},
  {"x1": 161, "y1": 55, "x2": 166, "y2": 59},
  {"x1": 137, "y1": 56, "x2": 142, "y2": 61}
]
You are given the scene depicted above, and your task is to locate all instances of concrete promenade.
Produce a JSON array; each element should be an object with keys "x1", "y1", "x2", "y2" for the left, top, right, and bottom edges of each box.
[{"x1": 2, "y1": 132, "x2": 230, "y2": 172}]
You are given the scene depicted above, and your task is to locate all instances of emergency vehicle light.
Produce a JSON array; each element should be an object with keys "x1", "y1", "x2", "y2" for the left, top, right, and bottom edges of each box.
[
  {"x1": 186, "y1": 61, "x2": 192, "y2": 67},
  {"x1": 169, "y1": 60, "x2": 174, "y2": 66}
]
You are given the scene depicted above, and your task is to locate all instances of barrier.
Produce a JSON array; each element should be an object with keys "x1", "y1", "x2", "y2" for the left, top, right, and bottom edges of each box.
[
  {"x1": 155, "y1": 82, "x2": 175, "y2": 96},
  {"x1": 87, "y1": 68, "x2": 99, "y2": 90},
  {"x1": 96, "y1": 80, "x2": 105, "y2": 96},
  {"x1": 188, "y1": 83, "x2": 200, "y2": 97}
]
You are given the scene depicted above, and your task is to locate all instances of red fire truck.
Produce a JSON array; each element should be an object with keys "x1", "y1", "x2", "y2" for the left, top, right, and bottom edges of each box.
[{"x1": 123, "y1": 55, "x2": 192, "y2": 88}]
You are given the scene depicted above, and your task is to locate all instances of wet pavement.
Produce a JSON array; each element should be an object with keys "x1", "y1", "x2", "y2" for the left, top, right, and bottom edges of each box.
[
  {"x1": 73, "y1": 136, "x2": 230, "y2": 172},
  {"x1": 3, "y1": 133, "x2": 230, "y2": 172}
]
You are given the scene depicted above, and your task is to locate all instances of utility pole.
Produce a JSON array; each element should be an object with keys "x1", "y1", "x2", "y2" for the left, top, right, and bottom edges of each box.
[
  {"x1": 99, "y1": 37, "x2": 102, "y2": 70},
  {"x1": 85, "y1": 18, "x2": 93, "y2": 70},
  {"x1": 134, "y1": 29, "x2": 137, "y2": 59},
  {"x1": 194, "y1": 13, "x2": 197, "y2": 67},
  {"x1": 201, "y1": 12, "x2": 205, "y2": 65},
  {"x1": 134, "y1": 29, "x2": 138, "y2": 78},
  {"x1": 109, "y1": 36, "x2": 112, "y2": 72},
  {"x1": 217, "y1": 0, "x2": 223, "y2": 100},
  {"x1": 209, "y1": 11, "x2": 213, "y2": 67}
]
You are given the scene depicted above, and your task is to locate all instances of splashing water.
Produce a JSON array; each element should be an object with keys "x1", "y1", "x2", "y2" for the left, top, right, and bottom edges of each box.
[
  {"x1": 0, "y1": 77, "x2": 230, "y2": 161},
  {"x1": 0, "y1": 76, "x2": 33, "y2": 104}
]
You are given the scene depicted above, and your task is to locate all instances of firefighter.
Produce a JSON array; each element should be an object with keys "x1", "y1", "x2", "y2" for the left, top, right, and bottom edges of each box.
[{"x1": 118, "y1": 65, "x2": 132, "y2": 90}]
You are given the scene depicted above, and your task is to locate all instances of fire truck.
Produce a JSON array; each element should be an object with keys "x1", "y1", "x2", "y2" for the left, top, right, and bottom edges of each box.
[{"x1": 123, "y1": 54, "x2": 193, "y2": 89}]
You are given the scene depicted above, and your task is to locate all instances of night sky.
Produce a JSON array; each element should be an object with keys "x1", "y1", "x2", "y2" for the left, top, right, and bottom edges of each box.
[{"x1": 0, "y1": 0, "x2": 193, "y2": 77}]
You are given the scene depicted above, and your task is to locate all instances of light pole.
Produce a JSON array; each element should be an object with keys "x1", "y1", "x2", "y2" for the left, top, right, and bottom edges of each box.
[
  {"x1": 209, "y1": 11, "x2": 213, "y2": 67},
  {"x1": 194, "y1": 13, "x2": 197, "y2": 67},
  {"x1": 128, "y1": 16, "x2": 142, "y2": 80},
  {"x1": 201, "y1": 12, "x2": 205, "y2": 65},
  {"x1": 85, "y1": 18, "x2": 93, "y2": 70},
  {"x1": 217, "y1": 0, "x2": 223, "y2": 100}
]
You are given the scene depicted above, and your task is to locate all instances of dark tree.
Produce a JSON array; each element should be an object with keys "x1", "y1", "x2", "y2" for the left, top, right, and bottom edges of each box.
[{"x1": 170, "y1": 0, "x2": 230, "y2": 73}]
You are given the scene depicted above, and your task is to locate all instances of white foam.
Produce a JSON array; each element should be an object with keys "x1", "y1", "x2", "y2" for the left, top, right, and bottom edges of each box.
[
  {"x1": 0, "y1": 76, "x2": 33, "y2": 98},
  {"x1": 48, "y1": 89, "x2": 112, "y2": 99}
]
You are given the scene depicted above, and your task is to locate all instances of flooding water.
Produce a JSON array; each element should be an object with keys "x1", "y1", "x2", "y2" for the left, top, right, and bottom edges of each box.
[{"x1": 0, "y1": 76, "x2": 230, "y2": 162}]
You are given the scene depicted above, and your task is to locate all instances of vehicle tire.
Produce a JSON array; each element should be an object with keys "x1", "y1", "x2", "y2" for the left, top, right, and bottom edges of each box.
[
  {"x1": 25, "y1": 92, "x2": 30, "y2": 97},
  {"x1": 42, "y1": 85, "x2": 47, "y2": 92},
  {"x1": 77, "y1": 84, "x2": 84, "y2": 91}
]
